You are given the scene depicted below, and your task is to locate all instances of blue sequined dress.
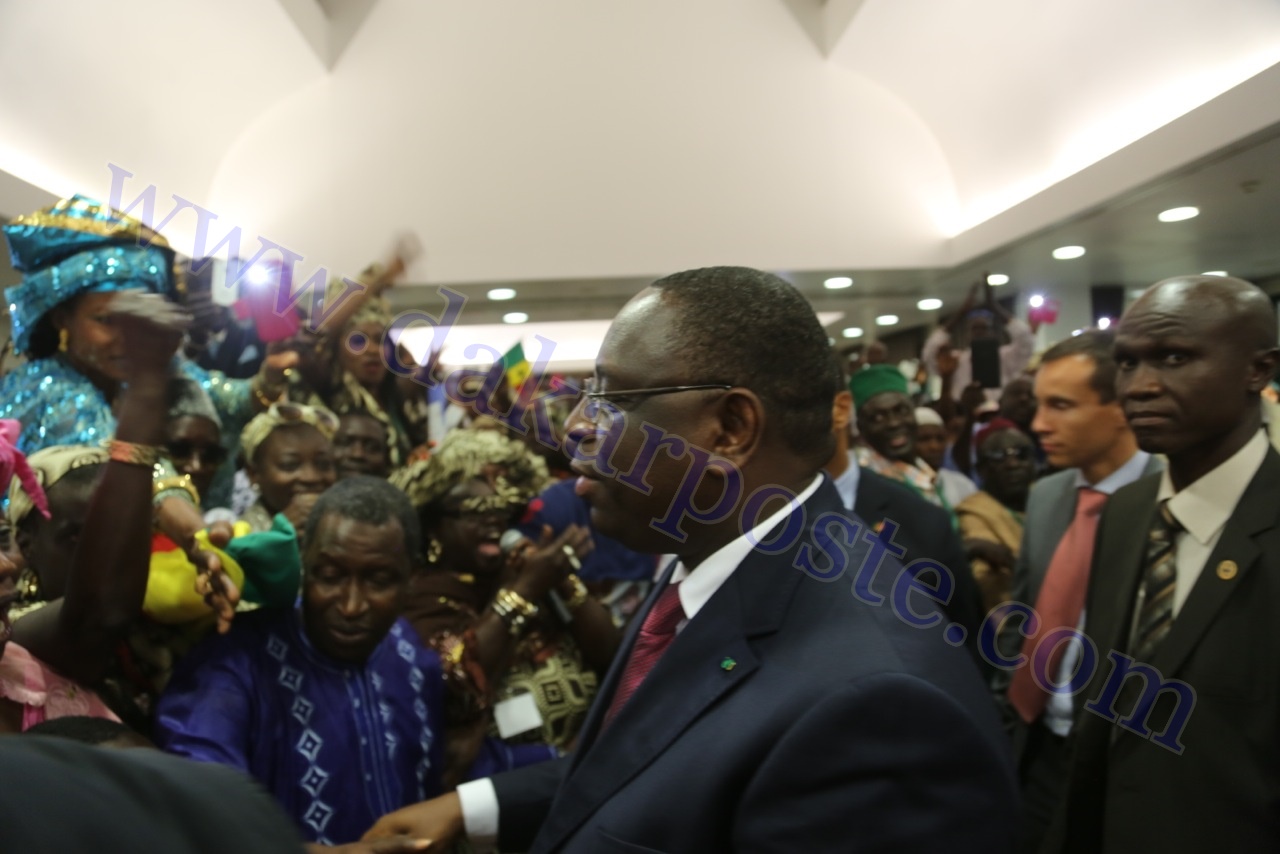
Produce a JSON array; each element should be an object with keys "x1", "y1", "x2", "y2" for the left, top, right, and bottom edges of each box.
[{"x1": 0, "y1": 355, "x2": 253, "y2": 506}]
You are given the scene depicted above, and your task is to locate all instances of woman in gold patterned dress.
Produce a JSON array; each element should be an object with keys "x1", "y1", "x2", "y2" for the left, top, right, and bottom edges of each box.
[{"x1": 392, "y1": 429, "x2": 623, "y2": 787}]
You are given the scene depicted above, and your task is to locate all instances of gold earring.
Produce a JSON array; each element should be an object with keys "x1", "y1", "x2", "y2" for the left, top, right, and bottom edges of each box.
[
  {"x1": 58, "y1": 328, "x2": 69, "y2": 353},
  {"x1": 426, "y1": 537, "x2": 443, "y2": 564}
]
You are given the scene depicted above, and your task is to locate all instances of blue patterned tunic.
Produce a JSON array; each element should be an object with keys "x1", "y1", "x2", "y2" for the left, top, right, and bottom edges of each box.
[{"x1": 153, "y1": 609, "x2": 444, "y2": 845}]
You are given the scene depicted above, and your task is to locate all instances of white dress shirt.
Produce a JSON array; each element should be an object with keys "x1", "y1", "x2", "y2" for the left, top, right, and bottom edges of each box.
[
  {"x1": 1041, "y1": 450, "x2": 1152, "y2": 737},
  {"x1": 831, "y1": 450, "x2": 861, "y2": 512},
  {"x1": 457, "y1": 475, "x2": 826, "y2": 849}
]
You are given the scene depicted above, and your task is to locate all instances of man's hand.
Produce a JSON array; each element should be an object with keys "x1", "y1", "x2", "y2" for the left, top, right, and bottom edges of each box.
[
  {"x1": 964, "y1": 538, "x2": 1015, "y2": 571},
  {"x1": 363, "y1": 793, "x2": 464, "y2": 849},
  {"x1": 305, "y1": 837, "x2": 433, "y2": 853}
]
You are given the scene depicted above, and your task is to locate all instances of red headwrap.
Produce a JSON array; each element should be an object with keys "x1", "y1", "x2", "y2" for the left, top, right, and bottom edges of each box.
[{"x1": 974, "y1": 417, "x2": 1021, "y2": 455}]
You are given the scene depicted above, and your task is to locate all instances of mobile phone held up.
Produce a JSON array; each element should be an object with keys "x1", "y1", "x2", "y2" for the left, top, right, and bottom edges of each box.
[{"x1": 971, "y1": 338, "x2": 1002, "y2": 389}]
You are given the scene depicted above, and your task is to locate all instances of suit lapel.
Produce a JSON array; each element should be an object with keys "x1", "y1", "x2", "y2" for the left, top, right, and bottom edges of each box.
[
  {"x1": 566, "y1": 558, "x2": 680, "y2": 771},
  {"x1": 1086, "y1": 477, "x2": 1159, "y2": 662},
  {"x1": 535, "y1": 487, "x2": 841, "y2": 852},
  {"x1": 1148, "y1": 451, "x2": 1280, "y2": 680},
  {"x1": 1029, "y1": 476, "x2": 1079, "y2": 603}
]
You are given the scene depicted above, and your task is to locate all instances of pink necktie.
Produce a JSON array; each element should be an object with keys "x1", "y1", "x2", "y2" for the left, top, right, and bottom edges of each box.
[
  {"x1": 603, "y1": 581, "x2": 684, "y2": 728},
  {"x1": 1009, "y1": 487, "x2": 1108, "y2": 723}
]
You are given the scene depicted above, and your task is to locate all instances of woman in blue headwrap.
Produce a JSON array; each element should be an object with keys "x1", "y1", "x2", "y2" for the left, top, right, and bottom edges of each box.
[{"x1": 0, "y1": 195, "x2": 293, "y2": 463}]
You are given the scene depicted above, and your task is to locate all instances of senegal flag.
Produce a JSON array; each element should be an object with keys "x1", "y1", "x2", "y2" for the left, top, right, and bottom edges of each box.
[{"x1": 502, "y1": 341, "x2": 533, "y2": 391}]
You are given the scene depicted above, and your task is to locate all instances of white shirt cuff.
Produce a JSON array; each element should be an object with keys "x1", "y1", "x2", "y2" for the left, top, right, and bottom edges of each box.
[{"x1": 456, "y1": 778, "x2": 500, "y2": 852}]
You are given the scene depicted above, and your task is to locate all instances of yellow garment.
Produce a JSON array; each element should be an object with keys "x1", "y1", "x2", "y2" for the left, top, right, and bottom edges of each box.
[
  {"x1": 955, "y1": 490, "x2": 1024, "y2": 614},
  {"x1": 142, "y1": 525, "x2": 249, "y2": 625}
]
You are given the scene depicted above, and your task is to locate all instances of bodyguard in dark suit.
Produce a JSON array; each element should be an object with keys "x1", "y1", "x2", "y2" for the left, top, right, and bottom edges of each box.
[
  {"x1": 1046, "y1": 276, "x2": 1280, "y2": 853},
  {"x1": 367, "y1": 267, "x2": 1017, "y2": 852}
]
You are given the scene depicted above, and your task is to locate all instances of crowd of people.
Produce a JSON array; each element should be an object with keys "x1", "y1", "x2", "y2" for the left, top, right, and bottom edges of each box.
[{"x1": 0, "y1": 194, "x2": 1277, "y2": 854}]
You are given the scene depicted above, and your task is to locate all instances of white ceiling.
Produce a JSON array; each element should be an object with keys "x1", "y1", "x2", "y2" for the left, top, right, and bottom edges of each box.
[{"x1": 3, "y1": 0, "x2": 1280, "y2": 363}]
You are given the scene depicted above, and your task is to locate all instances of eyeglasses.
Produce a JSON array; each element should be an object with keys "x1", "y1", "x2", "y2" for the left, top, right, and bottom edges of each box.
[
  {"x1": 981, "y1": 446, "x2": 1033, "y2": 463},
  {"x1": 580, "y1": 376, "x2": 733, "y2": 403},
  {"x1": 166, "y1": 441, "x2": 229, "y2": 467}
]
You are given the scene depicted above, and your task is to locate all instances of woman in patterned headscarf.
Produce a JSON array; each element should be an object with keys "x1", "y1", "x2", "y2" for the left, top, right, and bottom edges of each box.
[{"x1": 391, "y1": 428, "x2": 622, "y2": 786}]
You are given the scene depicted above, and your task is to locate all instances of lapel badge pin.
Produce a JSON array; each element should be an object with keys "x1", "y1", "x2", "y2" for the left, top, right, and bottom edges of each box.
[
  {"x1": 874, "y1": 521, "x2": 886, "y2": 534},
  {"x1": 1216, "y1": 560, "x2": 1239, "y2": 581},
  {"x1": 720, "y1": 657, "x2": 737, "y2": 672}
]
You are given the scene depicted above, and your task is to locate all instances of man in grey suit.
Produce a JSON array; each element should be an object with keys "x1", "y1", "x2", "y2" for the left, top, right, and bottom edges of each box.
[{"x1": 993, "y1": 330, "x2": 1160, "y2": 852}]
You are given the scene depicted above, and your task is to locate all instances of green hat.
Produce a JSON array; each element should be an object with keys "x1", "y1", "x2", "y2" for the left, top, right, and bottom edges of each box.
[{"x1": 849, "y1": 364, "x2": 909, "y2": 408}]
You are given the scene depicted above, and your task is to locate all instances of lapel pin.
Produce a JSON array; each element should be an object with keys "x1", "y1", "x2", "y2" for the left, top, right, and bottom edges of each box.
[
  {"x1": 721, "y1": 657, "x2": 737, "y2": 672},
  {"x1": 1216, "y1": 560, "x2": 1239, "y2": 581},
  {"x1": 874, "y1": 521, "x2": 886, "y2": 534}
]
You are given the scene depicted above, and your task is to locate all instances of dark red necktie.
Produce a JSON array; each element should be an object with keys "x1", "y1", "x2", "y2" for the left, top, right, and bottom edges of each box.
[{"x1": 603, "y1": 581, "x2": 684, "y2": 728}]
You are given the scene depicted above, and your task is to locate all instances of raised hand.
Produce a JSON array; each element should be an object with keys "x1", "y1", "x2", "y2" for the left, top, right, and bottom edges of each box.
[{"x1": 109, "y1": 291, "x2": 192, "y2": 382}]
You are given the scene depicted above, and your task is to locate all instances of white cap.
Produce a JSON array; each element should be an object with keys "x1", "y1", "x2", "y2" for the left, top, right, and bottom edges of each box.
[{"x1": 914, "y1": 407, "x2": 944, "y2": 427}]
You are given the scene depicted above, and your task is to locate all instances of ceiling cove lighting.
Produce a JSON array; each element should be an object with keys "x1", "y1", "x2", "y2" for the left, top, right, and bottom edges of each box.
[
  {"x1": 842, "y1": 327, "x2": 863, "y2": 339},
  {"x1": 1052, "y1": 245, "x2": 1086, "y2": 260},
  {"x1": 487, "y1": 288, "x2": 517, "y2": 300},
  {"x1": 987, "y1": 273, "x2": 1010, "y2": 286},
  {"x1": 502, "y1": 312, "x2": 529, "y2": 324},
  {"x1": 824, "y1": 276, "x2": 853, "y2": 290},
  {"x1": 1158, "y1": 206, "x2": 1199, "y2": 223},
  {"x1": 917, "y1": 298, "x2": 943, "y2": 311},
  {"x1": 875, "y1": 315, "x2": 899, "y2": 327}
]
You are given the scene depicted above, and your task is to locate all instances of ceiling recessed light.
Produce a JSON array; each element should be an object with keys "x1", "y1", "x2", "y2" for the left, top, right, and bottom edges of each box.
[
  {"x1": 824, "y1": 276, "x2": 853, "y2": 290},
  {"x1": 875, "y1": 315, "x2": 899, "y2": 327},
  {"x1": 917, "y1": 298, "x2": 943, "y2": 311},
  {"x1": 1072, "y1": 329, "x2": 1084, "y2": 337},
  {"x1": 1029, "y1": 294, "x2": 1045, "y2": 308},
  {"x1": 1158, "y1": 206, "x2": 1199, "y2": 223},
  {"x1": 1202, "y1": 270, "x2": 1228, "y2": 277},
  {"x1": 842, "y1": 327, "x2": 863, "y2": 339},
  {"x1": 502, "y1": 312, "x2": 529, "y2": 324},
  {"x1": 987, "y1": 273, "x2": 1010, "y2": 286},
  {"x1": 1052, "y1": 245, "x2": 1086, "y2": 260},
  {"x1": 1097, "y1": 317, "x2": 1112, "y2": 330},
  {"x1": 487, "y1": 287, "x2": 517, "y2": 301}
]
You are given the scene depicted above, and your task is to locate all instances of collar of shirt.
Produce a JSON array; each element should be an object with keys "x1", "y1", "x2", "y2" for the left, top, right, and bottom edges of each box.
[
  {"x1": 832, "y1": 450, "x2": 861, "y2": 512},
  {"x1": 1073, "y1": 449, "x2": 1152, "y2": 495},
  {"x1": 1158, "y1": 429, "x2": 1269, "y2": 546},
  {"x1": 669, "y1": 473, "x2": 824, "y2": 621}
]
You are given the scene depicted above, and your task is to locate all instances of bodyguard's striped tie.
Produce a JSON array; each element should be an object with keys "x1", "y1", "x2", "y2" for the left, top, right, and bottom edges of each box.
[{"x1": 1131, "y1": 501, "x2": 1182, "y2": 664}]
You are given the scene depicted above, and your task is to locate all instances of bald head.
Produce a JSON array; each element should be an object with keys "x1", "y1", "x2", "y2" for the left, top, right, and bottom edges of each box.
[
  {"x1": 1128, "y1": 276, "x2": 1276, "y2": 351},
  {"x1": 1115, "y1": 274, "x2": 1279, "y2": 487}
]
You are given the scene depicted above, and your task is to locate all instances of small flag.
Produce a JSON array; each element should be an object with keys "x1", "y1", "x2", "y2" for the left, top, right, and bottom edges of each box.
[{"x1": 502, "y1": 341, "x2": 532, "y2": 391}]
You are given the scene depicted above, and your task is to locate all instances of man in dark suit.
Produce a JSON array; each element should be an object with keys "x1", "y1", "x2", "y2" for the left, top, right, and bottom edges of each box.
[
  {"x1": 367, "y1": 267, "x2": 1016, "y2": 852},
  {"x1": 1046, "y1": 276, "x2": 1280, "y2": 852},
  {"x1": 990, "y1": 330, "x2": 1161, "y2": 851},
  {"x1": 825, "y1": 375, "x2": 986, "y2": 645}
]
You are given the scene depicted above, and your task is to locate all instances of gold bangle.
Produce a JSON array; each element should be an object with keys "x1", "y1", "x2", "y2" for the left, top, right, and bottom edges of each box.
[
  {"x1": 106, "y1": 439, "x2": 163, "y2": 468},
  {"x1": 153, "y1": 474, "x2": 200, "y2": 506},
  {"x1": 492, "y1": 587, "x2": 540, "y2": 638},
  {"x1": 562, "y1": 575, "x2": 590, "y2": 611}
]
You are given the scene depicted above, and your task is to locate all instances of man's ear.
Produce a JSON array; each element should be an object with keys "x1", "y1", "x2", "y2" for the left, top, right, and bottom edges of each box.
[
  {"x1": 711, "y1": 388, "x2": 765, "y2": 469},
  {"x1": 1247, "y1": 347, "x2": 1280, "y2": 394},
  {"x1": 832, "y1": 391, "x2": 853, "y2": 433}
]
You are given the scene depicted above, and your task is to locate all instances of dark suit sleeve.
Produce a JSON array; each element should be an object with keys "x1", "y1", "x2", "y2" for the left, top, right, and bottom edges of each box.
[
  {"x1": 735, "y1": 673, "x2": 1018, "y2": 853},
  {"x1": 490, "y1": 756, "x2": 570, "y2": 852}
]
